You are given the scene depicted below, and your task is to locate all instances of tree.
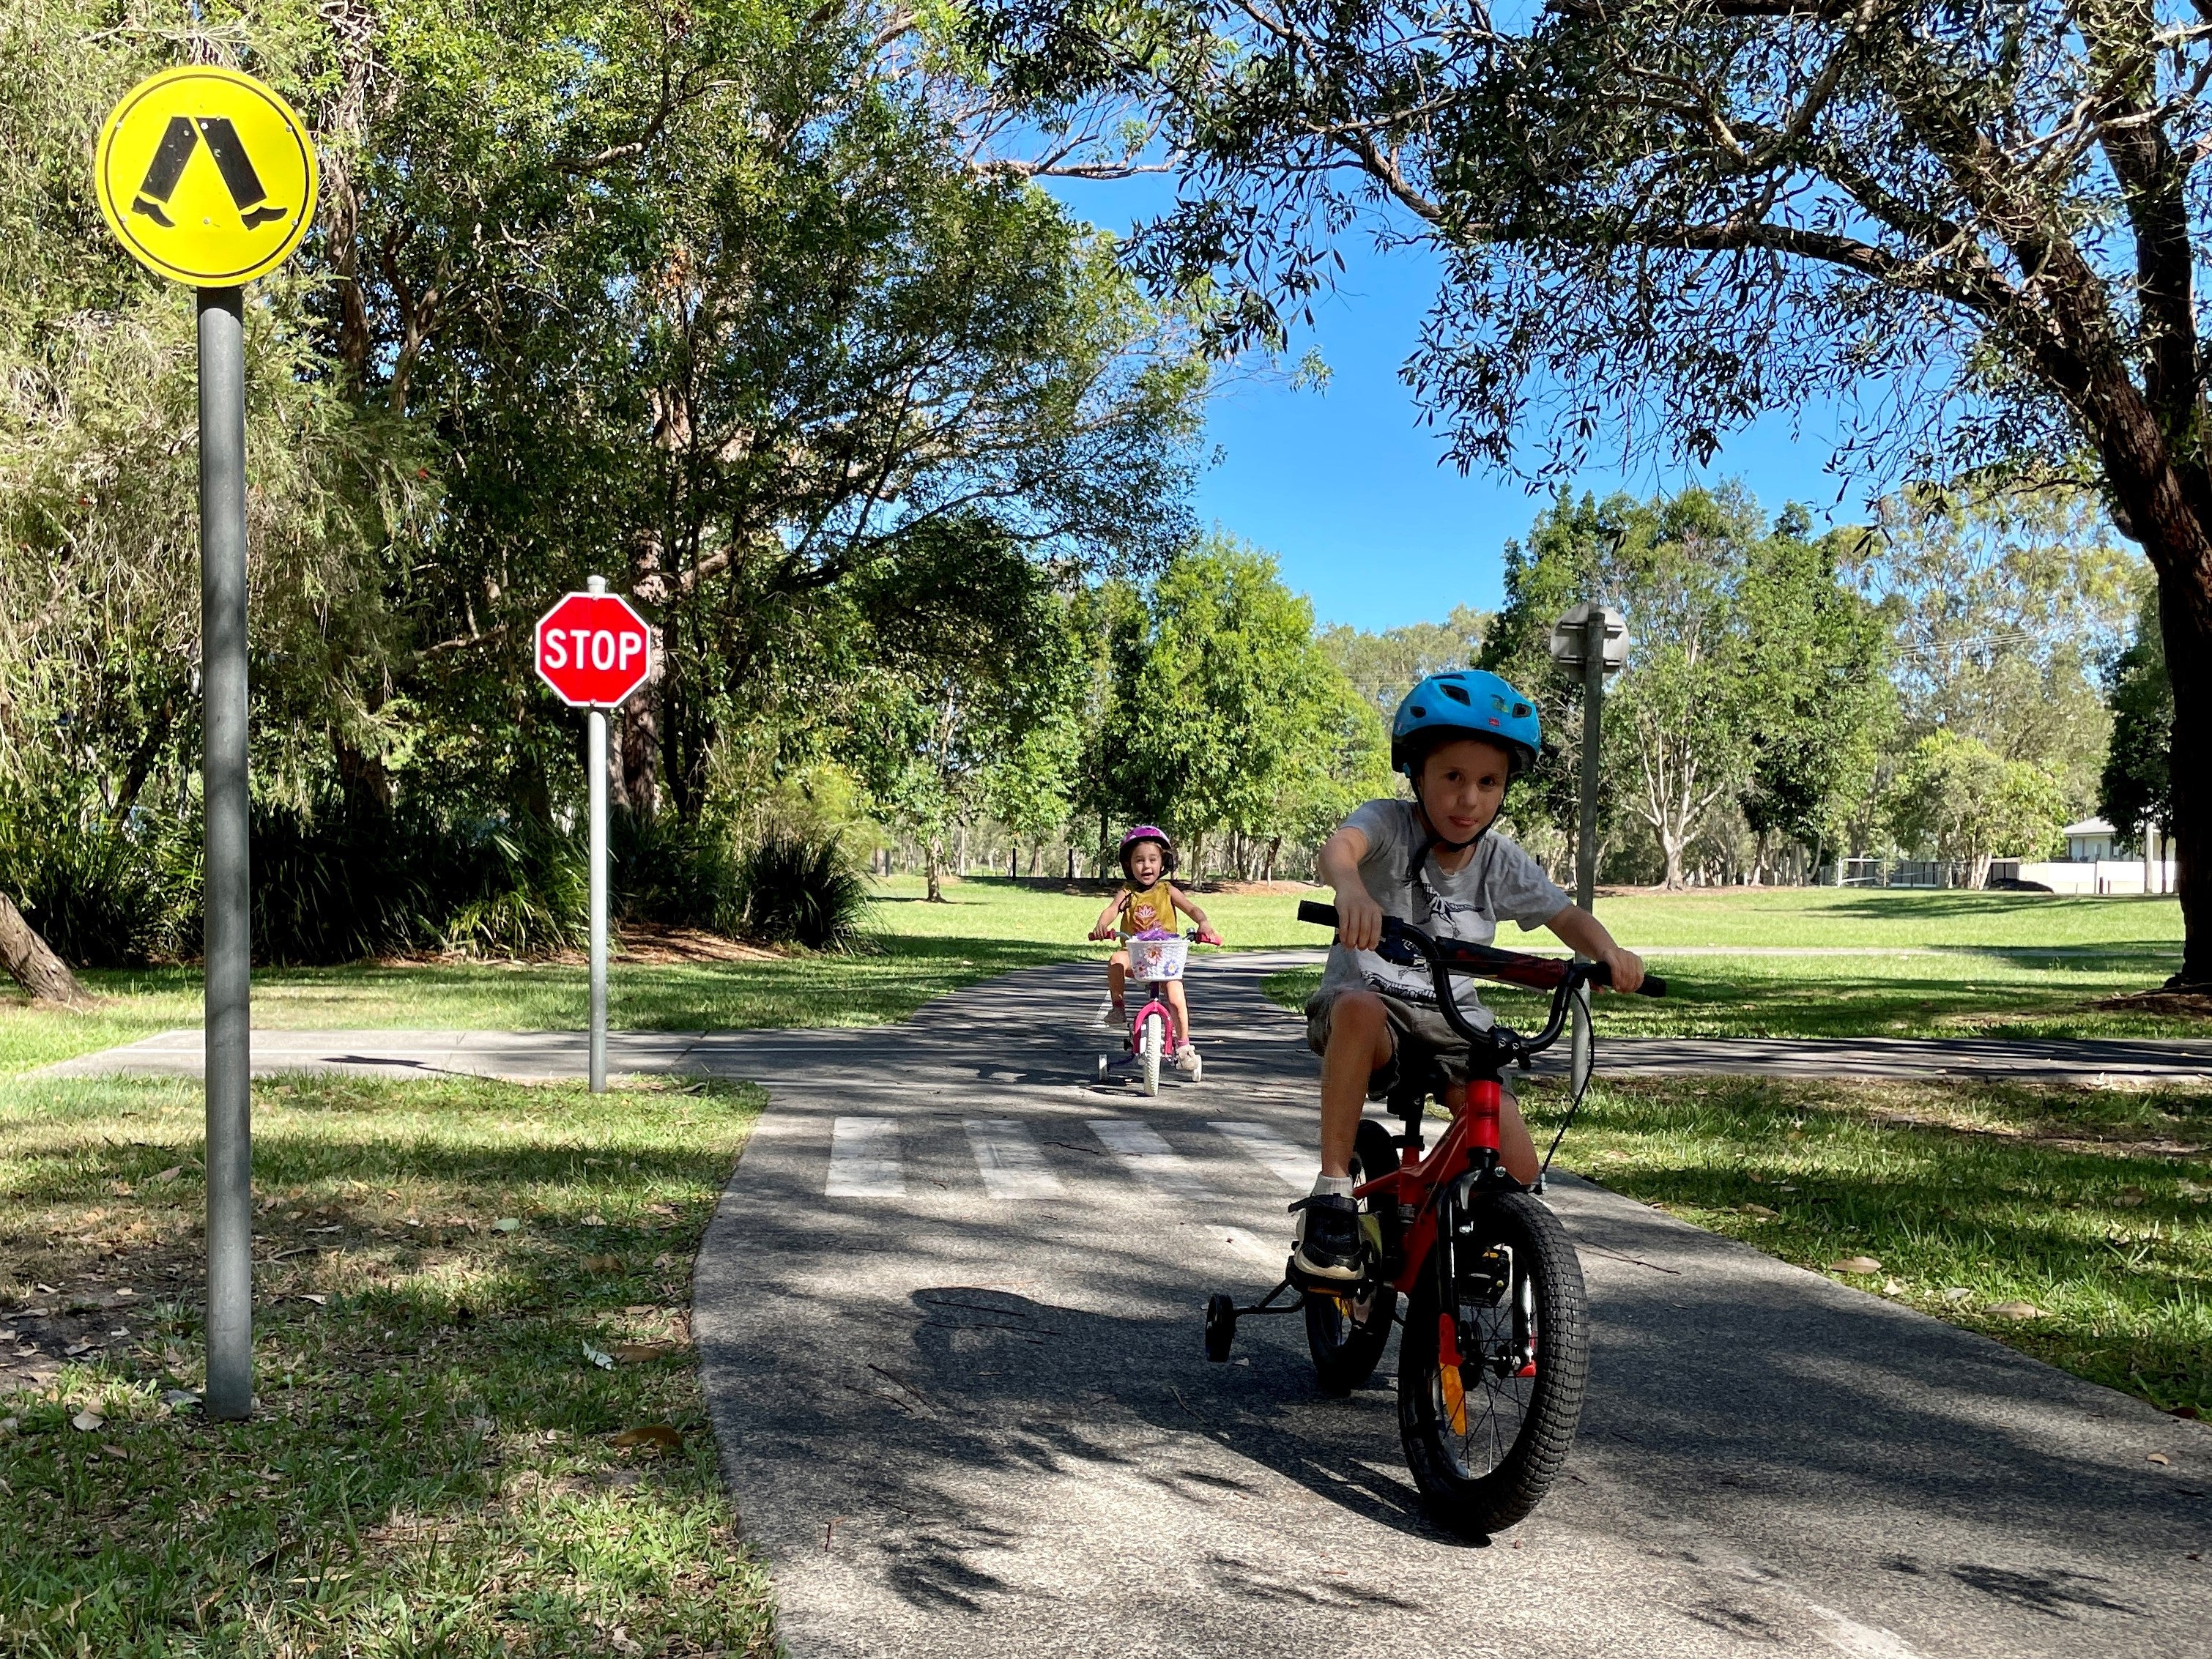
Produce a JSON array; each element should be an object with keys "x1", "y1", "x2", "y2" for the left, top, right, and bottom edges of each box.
[
  {"x1": 1320, "y1": 606, "x2": 1489, "y2": 720},
  {"x1": 1739, "y1": 510, "x2": 1894, "y2": 875},
  {"x1": 1102, "y1": 539, "x2": 1378, "y2": 871},
  {"x1": 979, "y1": 0, "x2": 2212, "y2": 976},
  {"x1": 1844, "y1": 486, "x2": 2139, "y2": 808},
  {"x1": 2101, "y1": 589, "x2": 2175, "y2": 854},
  {"x1": 1884, "y1": 733, "x2": 2068, "y2": 888}
]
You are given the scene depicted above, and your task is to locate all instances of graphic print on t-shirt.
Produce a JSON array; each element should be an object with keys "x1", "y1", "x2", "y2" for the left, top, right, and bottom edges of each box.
[{"x1": 1120, "y1": 880, "x2": 1176, "y2": 937}]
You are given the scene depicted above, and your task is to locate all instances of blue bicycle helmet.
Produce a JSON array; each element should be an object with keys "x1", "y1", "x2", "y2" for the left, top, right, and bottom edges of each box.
[{"x1": 1390, "y1": 671, "x2": 1540, "y2": 779}]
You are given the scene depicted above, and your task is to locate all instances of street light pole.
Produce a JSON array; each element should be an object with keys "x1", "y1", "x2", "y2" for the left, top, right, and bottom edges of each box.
[
  {"x1": 1548, "y1": 601, "x2": 1627, "y2": 918},
  {"x1": 1577, "y1": 611, "x2": 1605, "y2": 914}
]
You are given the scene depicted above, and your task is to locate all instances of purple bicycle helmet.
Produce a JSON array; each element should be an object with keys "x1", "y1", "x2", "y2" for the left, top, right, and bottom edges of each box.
[{"x1": 1118, "y1": 825, "x2": 1177, "y2": 876}]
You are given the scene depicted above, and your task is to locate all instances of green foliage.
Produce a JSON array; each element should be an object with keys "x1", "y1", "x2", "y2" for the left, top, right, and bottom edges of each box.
[
  {"x1": 0, "y1": 784, "x2": 171, "y2": 966},
  {"x1": 735, "y1": 833, "x2": 871, "y2": 951},
  {"x1": 1320, "y1": 605, "x2": 1488, "y2": 719},
  {"x1": 1846, "y1": 486, "x2": 2137, "y2": 811},
  {"x1": 1882, "y1": 732, "x2": 2068, "y2": 880},
  {"x1": 1482, "y1": 486, "x2": 1885, "y2": 883},
  {"x1": 2101, "y1": 590, "x2": 2173, "y2": 846}
]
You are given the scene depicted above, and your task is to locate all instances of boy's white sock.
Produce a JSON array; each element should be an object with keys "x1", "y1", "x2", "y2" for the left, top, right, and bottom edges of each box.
[{"x1": 1310, "y1": 1173, "x2": 1356, "y2": 1198}]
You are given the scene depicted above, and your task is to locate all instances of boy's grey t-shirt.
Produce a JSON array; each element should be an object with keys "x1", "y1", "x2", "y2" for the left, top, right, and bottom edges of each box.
[{"x1": 1313, "y1": 798, "x2": 1570, "y2": 1031}]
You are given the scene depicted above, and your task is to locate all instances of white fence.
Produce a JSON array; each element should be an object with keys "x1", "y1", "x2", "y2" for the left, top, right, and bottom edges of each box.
[{"x1": 1987, "y1": 858, "x2": 2175, "y2": 896}]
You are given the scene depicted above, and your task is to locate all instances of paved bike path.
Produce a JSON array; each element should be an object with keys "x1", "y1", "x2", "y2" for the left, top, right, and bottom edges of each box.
[{"x1": 687, "y1": 958, "x2": 2206, "y2": 1659}]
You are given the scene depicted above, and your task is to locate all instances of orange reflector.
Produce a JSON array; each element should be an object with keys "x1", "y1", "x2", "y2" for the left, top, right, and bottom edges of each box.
[{"x1": 1441, "y1": 1365, "x2": 1467, "y2": 1436}]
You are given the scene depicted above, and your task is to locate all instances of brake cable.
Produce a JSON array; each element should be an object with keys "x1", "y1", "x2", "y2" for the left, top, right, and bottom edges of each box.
[{"x1": 1538, "y1": 978, "x2": 1595, "y2": 1177}]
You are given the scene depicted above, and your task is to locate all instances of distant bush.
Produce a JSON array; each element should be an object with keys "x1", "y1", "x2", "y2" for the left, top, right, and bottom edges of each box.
[
  {"x1": 736, "y1": 831, "x2": 869, "y2": 950},
  {"x1": 0, "y1": 787, "x2": 171, "y2": 965},
  {"x1": 612, "y1": 810, "x2": 743, "y2": 935}
]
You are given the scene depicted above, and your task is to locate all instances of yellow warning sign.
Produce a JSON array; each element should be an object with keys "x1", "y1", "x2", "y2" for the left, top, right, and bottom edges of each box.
[{"x1": 94, "y1": 67, "x2": 318, "y2": 287}]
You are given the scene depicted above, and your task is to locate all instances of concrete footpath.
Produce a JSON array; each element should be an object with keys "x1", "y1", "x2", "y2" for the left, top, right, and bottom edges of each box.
[{"x1": 44, "y1": 957, "x2": 2212, "y2": 1657}]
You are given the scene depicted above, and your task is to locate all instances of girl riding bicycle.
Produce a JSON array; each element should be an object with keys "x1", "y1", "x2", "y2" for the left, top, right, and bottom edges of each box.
[
  {"x1": 1089, "y1": 825, "x2": 1220, "y2": 1076},
  {"x1": 1294, "y1": 671, "x2": 1643, "y2": 1284}
]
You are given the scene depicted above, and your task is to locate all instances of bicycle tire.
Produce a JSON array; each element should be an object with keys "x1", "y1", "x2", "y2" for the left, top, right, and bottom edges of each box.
[
  {"x1": 1141, "y1": 1012, "x2": 1164, "y2": 1096},
  {"x1": 1304, "y1": 1117, "x2": 1401, "y2": 1395},
  {"x1": 1397, "y1": 1189, "x2": 1589, "y2": 1537}
]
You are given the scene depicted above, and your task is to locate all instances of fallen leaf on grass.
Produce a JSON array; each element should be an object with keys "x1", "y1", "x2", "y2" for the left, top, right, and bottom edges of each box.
[
  {"x1": 608, "y1": 1423, "x2": 683, "y2": 1455},
  {"x1": 1740, "y1": 1203, "x2": 1778, "y2": 1219},
  {"x1": 582, "y1": 1342, "x2": 615, "y2": 1370},
  {"x1": 491, "y1": 1218, "x2": 522, "y2": 1233},
  {"x1": 298, "y1": 1294, "x2": 327, "y2": 1306},
  {"x1": 70, "y1": 1411, "x2": 104, "y2": 1432},
  {"x1": 101, "y1": 1443, "x2": 128, "y2": 1462},
  {"x1": 1830, "y1": 1256, "x2": 1883, "y2": 1275},
  {"x1": 645, "y1": 1203, "x2": 676, "y2": 1217},
  {"x1": 582, "y1": 1214, "x2": 607, "y2": 1228},
  {"x1": 610, "y1": 1342, "x2": 675, "y2": 1365},
  {"x1": 582, "y1": 1254, "x2": 624, "y2": 1273},
  {"x1": 151, "y1": 1166, "x2": 185, "y2": 1184},
  {"x1": 160, "y1": 1390, "x2": 200, "y2": 1411},
  {"x1": 1988, "y1": 1299, "x2": 2045, "y2": 1318},
  {"x1": 2170, "y1": 1406, "x2": 2202, "y2": 1420},
  {"x1": 1882, "y1": 1278, "x2": 1906, "y2": 1296},
  {"x1": 1942, "y1": 1287, "x2": 1972, "y2": 1302},
  {"x1": 108, "y1": 1181, "x2": 133, "y2": 1197}
]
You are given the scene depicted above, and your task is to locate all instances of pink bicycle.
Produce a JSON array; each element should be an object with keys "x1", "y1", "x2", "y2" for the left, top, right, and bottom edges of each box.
[{"x1": 1097, "y1": 928, "x2": 1211, "y2": 1094}]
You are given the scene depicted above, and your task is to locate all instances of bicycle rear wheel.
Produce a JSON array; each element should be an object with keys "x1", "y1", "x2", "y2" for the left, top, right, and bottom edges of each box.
[
  {"x1": 1140, "y1": 1010, "x2": 1165, "y2": 1096},
  {"x1": 1304, "y1": 1117, "x2": 1401, "y2": 1395},
  {"x1": 1397, "y1": 1189, "x2": 1589, "y2": 1537}
]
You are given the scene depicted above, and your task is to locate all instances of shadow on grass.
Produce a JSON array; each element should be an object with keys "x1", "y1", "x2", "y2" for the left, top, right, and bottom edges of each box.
[{"x1": 0, "y1": 1073, "x2": 776, "y2": 1658}]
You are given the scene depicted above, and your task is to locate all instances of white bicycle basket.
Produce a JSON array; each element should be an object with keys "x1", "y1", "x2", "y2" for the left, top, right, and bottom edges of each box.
[{"x1": 1127, "y1": 935, "x2": 1189, "y2": 982}]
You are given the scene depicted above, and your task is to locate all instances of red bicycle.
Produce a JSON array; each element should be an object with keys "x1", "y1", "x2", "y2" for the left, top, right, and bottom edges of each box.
[{"x1": 1204, "y1": 899, "x2": 1666, "y2": 1537}]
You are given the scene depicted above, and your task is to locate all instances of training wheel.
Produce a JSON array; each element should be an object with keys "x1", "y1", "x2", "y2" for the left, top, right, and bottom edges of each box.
[{"x1": 1204, "y1": 1293, "x2": 1238, "y2": 1362}]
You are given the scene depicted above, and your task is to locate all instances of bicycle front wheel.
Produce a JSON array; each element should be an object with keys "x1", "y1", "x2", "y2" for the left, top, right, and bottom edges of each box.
[
  {"x1": 1398, "y1": 1189, "x2": 1589, "y2": 1537},
  {"x1": 1140, "y1": 1011, "x2": 1164, "y2": 1096}
]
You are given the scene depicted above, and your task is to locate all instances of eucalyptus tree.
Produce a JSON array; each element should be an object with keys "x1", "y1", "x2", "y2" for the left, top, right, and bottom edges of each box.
[{"x1": 979, "y1": 0, "x2": 2212, "y2": 973}]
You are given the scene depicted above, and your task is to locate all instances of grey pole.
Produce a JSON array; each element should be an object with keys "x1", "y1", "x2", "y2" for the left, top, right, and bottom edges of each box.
[
  {"x1": 198, "y1": 286, "x2": 253, "y2": 1420},
  {"x1": 1576, "y1": 611, "x2": 1606, "y2": 914},
  {"x1": 586, "y1": 577, "x2": 609, "y2": 1094}
]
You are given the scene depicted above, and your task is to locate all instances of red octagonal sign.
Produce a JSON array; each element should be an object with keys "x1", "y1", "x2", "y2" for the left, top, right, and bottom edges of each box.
[{"x1": 535, "y1": 591, "x2": 654, "y2": 708}]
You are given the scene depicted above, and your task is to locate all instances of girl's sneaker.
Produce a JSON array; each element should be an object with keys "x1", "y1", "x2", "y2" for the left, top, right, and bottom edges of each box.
[
  {"x1": 1094, "y1": 998, "x2": 1123, "y2": 1028},
  {"x1": 1173, "y1": 1043, "x2": 1203, "y2": 1080}
]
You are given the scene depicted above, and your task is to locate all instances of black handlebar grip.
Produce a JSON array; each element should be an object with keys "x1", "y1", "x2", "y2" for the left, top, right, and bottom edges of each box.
[
  {"x1": 1638, "y1": 974, "x2": 1667, "y2": 998},
  {"x1": 1296, "y1": 900, "x2": 1340, "y2": 928}
]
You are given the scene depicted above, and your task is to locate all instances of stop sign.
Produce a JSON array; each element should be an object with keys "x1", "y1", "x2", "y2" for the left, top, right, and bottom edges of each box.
[{"x1": 535, "y1": 591, "x2": 654, "y2": 708}]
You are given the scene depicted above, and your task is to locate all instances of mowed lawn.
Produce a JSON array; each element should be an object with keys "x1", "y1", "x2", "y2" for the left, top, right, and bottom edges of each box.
[
  {"x1": 0, "y1": 878, "x2": 2199, "y2": 1075},
  {"x1": 0, "y1": 1069, "x2": 773, "y2": 1658}
]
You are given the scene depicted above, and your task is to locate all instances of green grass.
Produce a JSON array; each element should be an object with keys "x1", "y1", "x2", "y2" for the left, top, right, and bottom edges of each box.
[
  {"x1": 1261, "y1": 941, "x2": 2209, "y2": 1039},
  {"x1": 1526, "y1": 1073, "x2": 2212, "y2": 1417},
  {"x1": 0, "y1": 1070, "x2": 775, "y2": 1658},
  {"x1": 4, "y1": 880, "x2": 2199, "y2": 1079}
]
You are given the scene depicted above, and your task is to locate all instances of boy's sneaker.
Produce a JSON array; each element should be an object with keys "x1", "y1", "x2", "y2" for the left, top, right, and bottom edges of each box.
[
  {"x1": 1173, "y1": 1042, "x2": 1202, "y2": 1080},
  {"x1": 1290, "y1": 1192, "x2": 1365, "y2": 1283},
  {"x1": 1094, "y1": 998, "x2": 1122, "y2": 1028}
]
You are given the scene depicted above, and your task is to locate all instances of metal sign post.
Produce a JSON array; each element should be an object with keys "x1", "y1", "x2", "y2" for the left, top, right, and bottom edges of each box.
[
  {"x1": 532, "y1": 582, "x2": 655, "y2": 1092},
  {"x1": 95, "y1": 66, "x2": 319, "y2": 1424},
  {"x1": 198, "y1": 286, "x2": 252, "y2": 1419},
  {"x1": 586, "y1": 584, "x2": 610, "y2": 1094},
  {"x1": 1547, "y1": 603, "x2": 1629, "y2": 914}
]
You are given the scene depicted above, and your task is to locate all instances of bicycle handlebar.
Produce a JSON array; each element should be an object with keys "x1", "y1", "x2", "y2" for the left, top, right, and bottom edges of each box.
[{"x1": 1294, "y1": 900, "x2": 1666, "y2": 999}]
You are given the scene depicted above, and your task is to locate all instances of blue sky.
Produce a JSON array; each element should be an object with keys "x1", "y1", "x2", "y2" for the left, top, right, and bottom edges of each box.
[{"x1": 1050, "y1": 178, "x2": 1893, "y2": 634}]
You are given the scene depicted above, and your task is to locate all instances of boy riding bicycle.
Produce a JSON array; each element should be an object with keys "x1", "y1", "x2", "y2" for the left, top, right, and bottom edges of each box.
[
  {"x1": 1090, "y1": 825, "x2": 1221, "y2": 1076},
  {"x1": 1292, "y1": 671, "x2": 1644, "y2": 1285}
]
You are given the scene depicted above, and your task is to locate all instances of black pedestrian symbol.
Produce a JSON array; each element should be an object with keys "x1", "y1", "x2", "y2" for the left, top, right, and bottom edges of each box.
[{"x1": 130, "y1": 116, "x2": 289, "y2": 231}]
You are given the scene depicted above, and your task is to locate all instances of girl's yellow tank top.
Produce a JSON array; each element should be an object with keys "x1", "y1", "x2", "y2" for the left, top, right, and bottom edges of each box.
[{"x1": 1119, "y1": 879, "x2": 1176, "y2": 938}]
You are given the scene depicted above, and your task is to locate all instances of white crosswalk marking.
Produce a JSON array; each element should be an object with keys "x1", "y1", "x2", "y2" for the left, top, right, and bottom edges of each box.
[
  {"x1": 962, "y1": 1118, "x2": 1065, "y2": 1199},
  {"x1": 826, "y1": 1116, "x2": 903, "y2": 1198},
  {"x1": 1209, "y1": 1120, "x2": 1311, "y2": 1189},
  {"x1": 1088, "y1": 1119, "x2": 1217, "y2": 1201}
]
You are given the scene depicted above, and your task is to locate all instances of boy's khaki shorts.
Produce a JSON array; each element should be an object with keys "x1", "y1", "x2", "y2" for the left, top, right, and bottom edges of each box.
[{"x1": 1304, "y1": 982, "x2": 1485, "y2": 1096}]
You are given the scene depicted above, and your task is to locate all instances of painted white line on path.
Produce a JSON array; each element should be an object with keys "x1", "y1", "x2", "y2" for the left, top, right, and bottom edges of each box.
[
  {"x1": 1209, "y1": 1120, "x2": 1311, "y2": 1189},
  {"x1": 1214, "y1": 1225, "x2": 1285, "y2": 1270},
  {"x1": 1087, "y1": 1120, "x2": 1218, "y2": 1202},
  {"x1": 826, "y1": 1117, "x2": 903, "y2": 1198},
  {"x1": 962, "y1": 1119, "x2": 1065, "y2": 1200}
]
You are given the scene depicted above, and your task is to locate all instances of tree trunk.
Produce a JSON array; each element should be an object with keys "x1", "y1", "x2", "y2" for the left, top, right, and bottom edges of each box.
[
  {"x1": 621, "y1": 691, "x2": 659, "y2": 818},
  {"x1": 0, "y1": 892, "x2": 90, "y2": 1007},
  {"x1": 1660, "y1": 832, "x2": 1685, "y2": 889},
  {"x1": 1264, "y1": 835, "x2": 1280, "y2": 883},
  {"x1": 1066, "y1": 845, "x2": 1077, "y2": 881},
  {"x1": 925, "y1": 837, "x2": 945, "y2": 902},
  {"x1": 2156, "y1": 567, "x2": 2212, "y2": 979},
  {"x1": 1010, "y1": 847, "x2": 1020, "y2": 881}
]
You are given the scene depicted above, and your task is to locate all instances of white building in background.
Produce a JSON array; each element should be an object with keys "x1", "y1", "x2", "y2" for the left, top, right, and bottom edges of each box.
[
  {"x1": 2063, "y1": 817, "x2": 2119, "y2": 861},
  {"x1": 1989, "y1": 816, "x2": 2174, "y2": 894}
]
